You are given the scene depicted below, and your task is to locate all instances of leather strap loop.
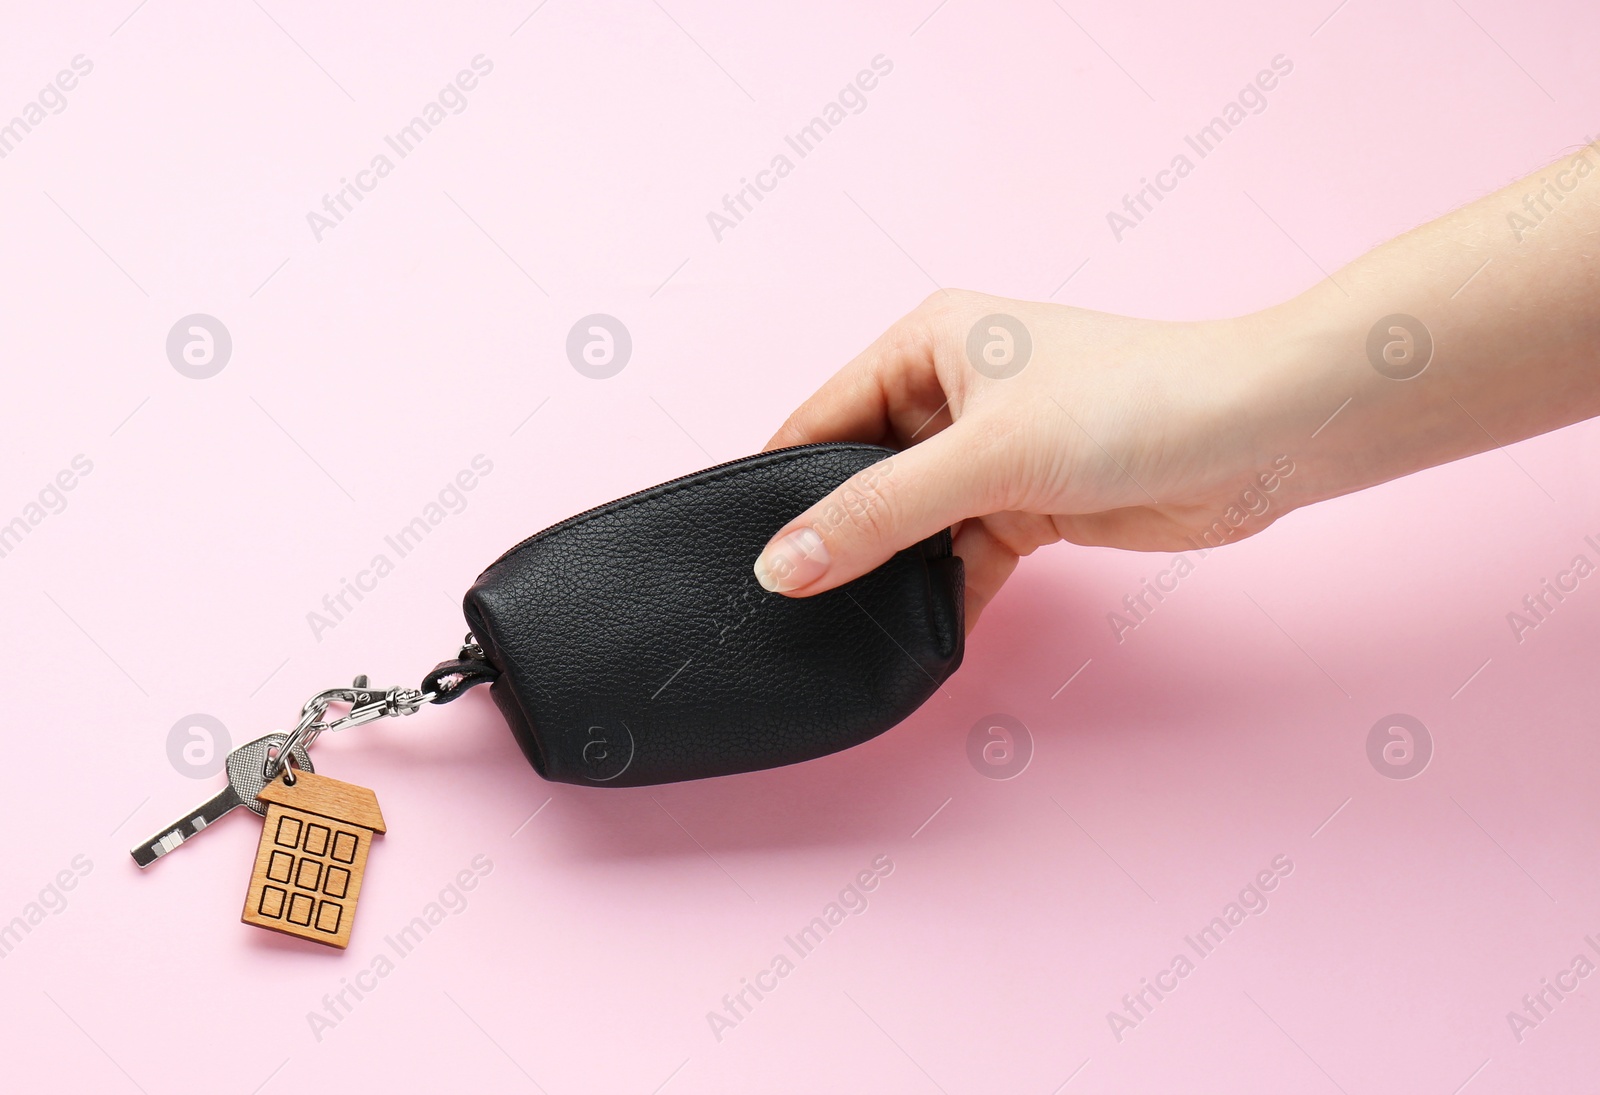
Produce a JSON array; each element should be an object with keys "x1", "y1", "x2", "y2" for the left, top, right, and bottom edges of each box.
[{"x1": 422, "y1": 657, "x2": 499, "y2": 704}]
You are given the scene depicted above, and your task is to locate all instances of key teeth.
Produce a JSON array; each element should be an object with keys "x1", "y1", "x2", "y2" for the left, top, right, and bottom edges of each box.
[{"x1": 131, "y1": 829, "x2": 186, "y2": 867}]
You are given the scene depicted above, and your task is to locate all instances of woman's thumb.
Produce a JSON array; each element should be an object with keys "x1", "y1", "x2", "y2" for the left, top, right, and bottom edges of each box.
[{"x1": 753, "y1": 427, "x2": 993, "y2": 596}]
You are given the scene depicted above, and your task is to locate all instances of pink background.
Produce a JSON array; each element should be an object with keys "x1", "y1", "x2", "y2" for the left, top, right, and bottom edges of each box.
[{"x1": 3, "y1": 1, "x2": 1598, "y2": 1091}]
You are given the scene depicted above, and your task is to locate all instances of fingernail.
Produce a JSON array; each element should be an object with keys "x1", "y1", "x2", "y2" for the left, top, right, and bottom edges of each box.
[{"x1": 754, "y1": 527, "x2": 830, "y2": 592}]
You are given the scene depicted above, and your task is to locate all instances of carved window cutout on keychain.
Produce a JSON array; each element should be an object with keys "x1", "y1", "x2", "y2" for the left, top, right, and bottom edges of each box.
[
  {"x1": 131, "y1": 444, "x2": 964, "y2": 948},
  {"x1": 243, "y1": 771, "x2": 385, "y2": 949}
]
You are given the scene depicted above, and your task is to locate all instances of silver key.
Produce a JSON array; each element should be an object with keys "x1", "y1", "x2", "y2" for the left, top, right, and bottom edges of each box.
[{"x1": 130, "y1": 733, "x2": 312, "y2": 867}]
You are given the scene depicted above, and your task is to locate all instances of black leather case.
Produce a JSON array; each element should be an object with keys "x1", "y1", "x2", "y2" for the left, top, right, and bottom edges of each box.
[{"x1": 461, "y1": 443, "x2": 964, "y2": 787}]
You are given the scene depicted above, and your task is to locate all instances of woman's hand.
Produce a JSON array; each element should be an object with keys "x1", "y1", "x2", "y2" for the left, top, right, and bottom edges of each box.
[
  {"x1": 756, "y1": 147, "x2": 1600, "y2": 633},
  {"x1": 755, "y1": 291, "x2": 1293, "y2": 631}
]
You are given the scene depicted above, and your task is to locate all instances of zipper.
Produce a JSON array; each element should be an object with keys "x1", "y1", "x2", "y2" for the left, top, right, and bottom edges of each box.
[{"x1": 481, "y1": 441, "x2": 892, "y2": 573}]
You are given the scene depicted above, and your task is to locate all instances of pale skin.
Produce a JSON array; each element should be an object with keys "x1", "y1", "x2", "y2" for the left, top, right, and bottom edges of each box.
[{"x1": 753, "y1": 147, "x2": 1600, "y2": 631}]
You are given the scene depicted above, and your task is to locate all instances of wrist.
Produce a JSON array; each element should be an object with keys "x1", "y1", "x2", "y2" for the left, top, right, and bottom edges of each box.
[
  {"x1": 1190, "y1": 306, "x2": 1330, "y2": 516},
  {"x1": 1236, "y1": 289, "x2": 1460, "y2": 515},
  {"x1": 1237, "y1": 298, "x2": 1357, "y2": 513}
]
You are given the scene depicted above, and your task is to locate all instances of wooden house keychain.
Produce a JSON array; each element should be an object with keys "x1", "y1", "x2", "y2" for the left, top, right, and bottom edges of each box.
[{"x1": 132, "y1": 674, "x2": 429, "y2": 949}]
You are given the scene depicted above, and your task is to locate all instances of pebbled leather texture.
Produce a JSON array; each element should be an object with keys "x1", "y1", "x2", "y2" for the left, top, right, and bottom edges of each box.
[{"x1": 462, "y1": 443, "x2": 964, "y2": 787}]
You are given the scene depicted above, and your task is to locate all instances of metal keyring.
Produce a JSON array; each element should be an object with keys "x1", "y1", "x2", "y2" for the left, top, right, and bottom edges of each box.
[
  {"x1": 263, "y1": 677, "x2": 436, "y2": 784},
  {"x1": 264, "y1": 701, "x2": 330, "y2": 785}
]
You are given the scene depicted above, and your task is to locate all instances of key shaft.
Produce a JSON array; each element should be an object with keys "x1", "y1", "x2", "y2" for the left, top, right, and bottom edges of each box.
[
  {"x1": 129, "y1": 732, "x2": 313, "y2": 868},
  {"x1": 130, "y1": 785, "x2": 242, "y2": 866}
]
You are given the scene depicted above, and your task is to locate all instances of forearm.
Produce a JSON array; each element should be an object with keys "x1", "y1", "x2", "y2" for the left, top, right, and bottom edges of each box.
[{"x1": 1245, "y1": 147, "x2": 1600, "y2": 511}]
